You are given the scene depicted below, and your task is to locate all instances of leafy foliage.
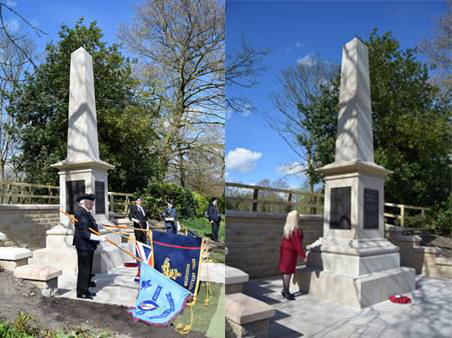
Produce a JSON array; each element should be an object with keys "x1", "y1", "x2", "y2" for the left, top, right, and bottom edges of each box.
[
  {"x1": 305, "y1": 30, "x2": 452, "y2": 208},
  {"x1": 12, "y1": 19, "x2": 163, "y2": 192},
  {"x1": 427, "y1": 194, "x2": 452, "y2": 236},
  {"x1": 140, "y1": 181, "x2": 196, "y2": 219},
  {"x1": 192, "y1": 191, "x2": 209, "y2": 217}
]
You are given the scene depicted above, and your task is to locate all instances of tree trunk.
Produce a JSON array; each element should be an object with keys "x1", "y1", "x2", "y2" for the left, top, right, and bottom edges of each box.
[
  {"x1": 0, "y1": 158, "x2": 4, "y2": 182},
  {"x1": 177, "y1": 145, "x2": 186, "y2": 188}
]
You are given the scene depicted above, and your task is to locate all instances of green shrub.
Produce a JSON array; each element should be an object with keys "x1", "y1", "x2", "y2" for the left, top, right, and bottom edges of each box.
[
  {"x1": 217, "y1": 196, "x2": 225, "y2": 214},
  {"x1": 140, "y1": 182, "x2": 196, "y2": 219},
  {"x1": 192, "y1": 192, "x2": 209, "y2": 217},
  {"x1": 396, "y1": 214, "x2": 427, "y2": 229},
  {"x1": 0, "y1": 311, "x2": 39, "y2": 338},
  {"x1": 427, "y1": 194, "x2": 452, "y2": 236}
]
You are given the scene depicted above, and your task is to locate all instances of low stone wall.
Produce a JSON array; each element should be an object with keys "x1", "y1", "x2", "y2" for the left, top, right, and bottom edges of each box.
[
  {"x1": 226, "y1": 211, "x2": 323, "y2": 279},
  {"x1": 387, "y1": 227, "x2": 452, "y2": 279},
  {"x1": 0, "y1": 204, "x2": 59, "y2": 249}
]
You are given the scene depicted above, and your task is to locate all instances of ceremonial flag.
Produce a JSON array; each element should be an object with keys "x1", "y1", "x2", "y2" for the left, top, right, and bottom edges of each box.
[
  {"x1": 135, "y1": 240, "x2": 154, "y2": 266},
  {"x1": 129, "y1": 263, "x2": 191, "y2": 326},
  {"x1": 151, "y1": 231, "x2": 207, "y2": 295}
]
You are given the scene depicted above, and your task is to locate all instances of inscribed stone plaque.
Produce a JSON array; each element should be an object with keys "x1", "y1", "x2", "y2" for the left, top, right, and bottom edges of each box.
[
  {"x1": 364, "y1": 189, "x2": 379, "y2": 229},
  {"x1": 95, "y1": 181, "x2": 105, "y2": 214},
  {"x1": 66, "y1": 180, "x2": 85, "y2": 214},
  {"x1": 330, "y1": 187, "x2": 351, "y2": 230}
]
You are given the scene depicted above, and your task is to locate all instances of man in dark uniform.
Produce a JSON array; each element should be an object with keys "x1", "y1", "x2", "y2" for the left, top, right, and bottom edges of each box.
[
  {"x1": 207, "y1": 198, "x2": 221, "y2": 242},
  {"x1": 128, "y1": 197, "x2": 149, "y2": 282},
  {"x1": 162, "y1": 200, "x2": 178, "y2": 234},
  {"x1": 128, "y1": 197, "x2": 149, "y2": 245},
  {"x1": 73, "y1": 193, "x2": 104, "y2": 299}
]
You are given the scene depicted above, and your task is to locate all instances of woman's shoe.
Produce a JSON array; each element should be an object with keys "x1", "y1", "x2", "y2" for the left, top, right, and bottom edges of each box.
[{"x1": 281, "y1": 290, "x2": 295, "y2": 300}]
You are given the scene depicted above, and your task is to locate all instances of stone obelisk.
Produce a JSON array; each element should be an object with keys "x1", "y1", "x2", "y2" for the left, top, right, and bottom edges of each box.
[
  {"x1": 51, "y1": 47, "x2": 114, "y2": 224},
  {"x1": 32, "y1": 48, "x2": 127, "y2": 275},
  {"x1": 295, "y1": 38, "x2": 415, "y2": 308}
]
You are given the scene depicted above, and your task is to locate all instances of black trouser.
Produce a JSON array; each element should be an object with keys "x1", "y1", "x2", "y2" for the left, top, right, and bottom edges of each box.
[
  {"x1": 134, "y1": 228, "x2": 147, "y2": 265},
  {"x1": 134, "y1": 227, "x2": 147, "y2": 244},
  {"x1": 77, "y1": 250, "x2": 94, "y2": 296},
  {"x1": 211, "y1": 221, "x2": 219, "y2": 241}
]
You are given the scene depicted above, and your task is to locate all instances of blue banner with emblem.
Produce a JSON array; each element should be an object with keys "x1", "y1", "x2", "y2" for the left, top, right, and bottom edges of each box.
[
  {"x1": 151, "y1": 231, "x2": 206, "y2": 295},
  {"x1": 129, "y1": 263, "x2": 191, "y2": 327}
]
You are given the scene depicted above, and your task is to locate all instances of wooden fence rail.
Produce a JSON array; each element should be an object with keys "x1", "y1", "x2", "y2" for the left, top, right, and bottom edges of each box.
[
  {"x1": 225, "y1": 182, "x2": 429, "y2": 227},
  {"x1": 0, "y1": 181, "x2": 132, "y2": 214},
  {"x1": 226, "y1": 182, "x2": 323, "y2": 214}
]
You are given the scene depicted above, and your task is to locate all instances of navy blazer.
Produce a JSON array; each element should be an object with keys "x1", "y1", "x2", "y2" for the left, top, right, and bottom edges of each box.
[
  {"x1": 162, "y1": 207, "x2": 177, "y2": 227},
  {"x1": 128, "y1": 205, "x2": 149, "y2": 229},
  {"x1": 73, "y1": 207, "x2": 99, "y2": 251},
  {"x1": 207, "y1": 204, "x2": 221, "y2": 223}
]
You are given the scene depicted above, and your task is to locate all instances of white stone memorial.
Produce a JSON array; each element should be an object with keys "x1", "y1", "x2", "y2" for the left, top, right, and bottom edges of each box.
[
  {"x1": 32, "y1": 47, "x2": 129, "y2": 275},
  {"x1": 295, "y1": 38, "x2": 415, "y2": 308}
]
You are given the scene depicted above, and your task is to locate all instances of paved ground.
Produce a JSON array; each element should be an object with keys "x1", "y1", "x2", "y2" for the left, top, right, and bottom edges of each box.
[
  {"x1": 244, "y1": 275, "x2": 452, "y2": 338},
  {"x1": 57, "y1": 262, "x2": 225, "y2": 336}
]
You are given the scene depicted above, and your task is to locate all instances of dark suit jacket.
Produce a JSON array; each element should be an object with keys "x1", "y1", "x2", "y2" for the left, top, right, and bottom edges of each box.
[
  {"x1": 73, "y1": 207, "x2": 99, "y2": 251},
  {"x1": 207, "y1": 204, "x2": 221, "y2": 223},
  {"x1": 162, "y1": 207, "x2": 177, "y2": 227},
  {"x1": 128, "y1": 205, "x2": 149, "y2": 229}
]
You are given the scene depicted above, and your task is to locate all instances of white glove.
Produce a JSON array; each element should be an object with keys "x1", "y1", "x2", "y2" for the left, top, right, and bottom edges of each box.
[
  {"x1": 166, "y1": 217, "x2": 174, "y2": 222},
  {"x1": 90, "y1": 234, "x2": 102, "y2": 242},
  {"x1": 132, "y1": 218, "x2": 140, "y2": 223}
]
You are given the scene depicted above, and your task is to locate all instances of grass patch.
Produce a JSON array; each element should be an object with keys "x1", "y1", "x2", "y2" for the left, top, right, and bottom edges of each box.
[
  {"x1": 180, "y1": 217, "x2": 225, "y2": 263},
  {"x1": 180, "y1": 217, "x2": 225, "y2": 242},
  {"x1": 174, "y1": 282, "x2": 224, "y2": 333},
  {"x1": 0, "y1": 310, "x2": 112, "y2": 337}
]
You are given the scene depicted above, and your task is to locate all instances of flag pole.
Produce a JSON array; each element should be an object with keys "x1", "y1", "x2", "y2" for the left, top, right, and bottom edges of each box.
[{"x1": 89, "y1": 227, "x2": 144, "y2": 264}]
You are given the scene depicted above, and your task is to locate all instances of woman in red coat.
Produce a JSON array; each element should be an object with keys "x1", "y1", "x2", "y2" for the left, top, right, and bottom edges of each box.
[{"x1": 278, "y1": 210, "x2": 306, "y2": 300}]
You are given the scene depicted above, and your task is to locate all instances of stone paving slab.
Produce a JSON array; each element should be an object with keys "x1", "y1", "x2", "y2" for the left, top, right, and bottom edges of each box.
[
  {"x1": 244, "y1": 275, "x2": 452, "y2": 338},
  {"x1": 201, "y1": 262, "x2": 225, "y2": 284},
  {"x1": 57, "y1": 262, "x2": 225, "y2": 307}
]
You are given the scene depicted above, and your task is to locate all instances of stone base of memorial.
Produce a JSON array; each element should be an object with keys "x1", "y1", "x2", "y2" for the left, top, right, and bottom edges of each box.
[
  {"x1": 31, "y1": 223, "x2": 130, "y2": 275},
  {"x1": 294, "y1": 239, "x2": 415, "y2": 308}
]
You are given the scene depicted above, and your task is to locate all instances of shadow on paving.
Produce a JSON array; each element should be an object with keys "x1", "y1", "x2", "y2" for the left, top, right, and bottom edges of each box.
[{"x1": 243, "y1": 274, "x2": 452, "y2": 338}]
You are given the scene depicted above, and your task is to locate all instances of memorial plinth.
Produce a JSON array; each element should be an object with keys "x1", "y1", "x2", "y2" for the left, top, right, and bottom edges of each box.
[
  {"x1": 32, "y1": 47, "x2": 128, "y2": 275},
  {"x1": 295, "y1": 38, "x2": 415, "y2": 308}
]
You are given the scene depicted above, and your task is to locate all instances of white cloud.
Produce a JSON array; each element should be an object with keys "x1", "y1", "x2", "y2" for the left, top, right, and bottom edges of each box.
[
  {"x1": 225, "y1": 172, "x2": 229, "y2": 178},
  {"x1": 295, "y1": 41, "x2": 305, "y2": 48},
  {"x1": 297, "y1": 53, "x2": 317, "y2": 67},
  {"x1": 225, "y1": 108, "x2": 232, "y2": 120},
  {"x1": 241, "y1": 103, "x2": 252, "y2": 117},
  {"x1": 6, "y1": 0, "x2": 17, "y2": 7},
  {"x1": 226, "y1": 148, "x2": 262, "y2": 173},
  {"x1": 5, "y1": 18, "x2": 19, "y2": 32},
  {"x1": 225, "y1": 103, "x2": 253, "y2": 120},
  {"x1": 277, "y1": 162, "x2": 305, "y2": 176}
]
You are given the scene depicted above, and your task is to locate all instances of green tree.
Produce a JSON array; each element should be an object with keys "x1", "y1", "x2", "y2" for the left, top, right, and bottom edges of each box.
[
  {"x1": 308, "y1": 31, "x2": 452, "y2": 207},
  {"x1": 119, "y1": 0, "x2": 225, "y2": 187},
  {"x1": 12, "y1": 19, "x2": 163, "y2": 192}
]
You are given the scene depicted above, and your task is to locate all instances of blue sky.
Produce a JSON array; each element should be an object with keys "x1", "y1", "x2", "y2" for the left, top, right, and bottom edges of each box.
[
  {"x1": 225, "y1": 0, "x2": 447, "y2": 189},
  {"x1": 2, "y1": 0, "x2": 139, "y2": 59}
]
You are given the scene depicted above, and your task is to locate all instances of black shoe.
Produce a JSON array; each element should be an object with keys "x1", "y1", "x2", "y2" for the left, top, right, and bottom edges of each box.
[
  {"x1": 90, "y1": 281, "x2": 96, "y2": 288},
  {"x1": 77, "y1": 292, "x2": 93, "y2": 299},
  {"x1": 89, "y1": 291, "x2": 96, "y2": 297},
  {"x1": 282, "y1": 290, "x2": 295, "y2": 301}
]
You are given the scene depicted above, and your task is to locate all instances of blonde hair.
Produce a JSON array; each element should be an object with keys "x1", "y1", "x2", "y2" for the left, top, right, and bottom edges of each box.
[{"x1": 283, "y1": 210, "x2": 300, "y2": 239}]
